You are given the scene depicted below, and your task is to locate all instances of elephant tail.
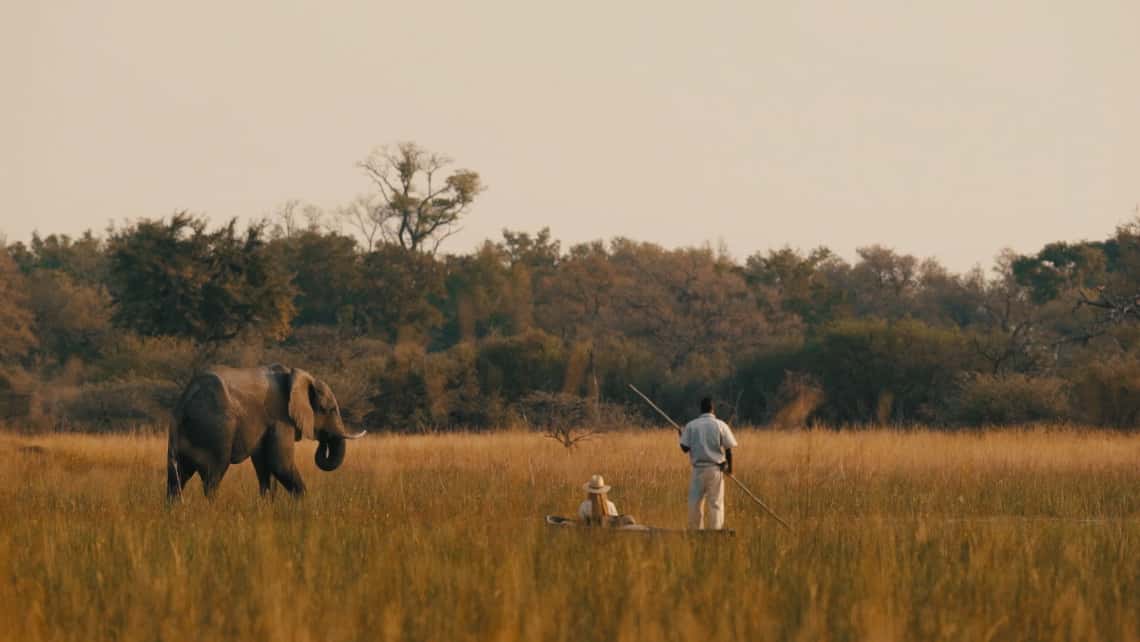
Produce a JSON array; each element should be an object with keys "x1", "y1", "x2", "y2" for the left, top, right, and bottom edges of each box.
[
  {"x1": 166, "y1": 426, "x2": 183, "y2": 501},
  {"x1": 169, "y1": 382, "x2": 191, "y2": 473},
  {"x1": 168, "y1": 377, "x2": 203, "y2": 501}
]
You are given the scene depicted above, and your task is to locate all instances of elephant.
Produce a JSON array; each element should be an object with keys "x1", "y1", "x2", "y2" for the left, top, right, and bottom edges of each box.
[{"x1": 167, "y1": 364, "x2": 365, "y2": 499}]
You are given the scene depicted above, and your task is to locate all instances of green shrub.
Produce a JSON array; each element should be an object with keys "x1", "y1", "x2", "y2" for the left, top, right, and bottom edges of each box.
[
  {"x1": 728, "y1": 344, "x2": 808, "y2": 424},
  {"x1": 808, "y1": 318, "x2": 974, "y2": 424},
  {"x1": 770, "y1": 371, "x2": 825, "y2": 428},
  {"x1": 48, "y1": 379, "x2": 180, "y2": 432},
  {"x1": 1071, "y1": 356, "x2": 1140, "y2": 428},
  {"x1": 94, "y1": 334, "x2": 197, "y2": 384},
  {"x1": 365, "y1": 342, "x2": 522, "y2": 432},
  {"x1": 476, "y1": 329, "x2": 566, "y2": 402},
  {"x1": 946, "y1": 373, "x2": 1070, "y2": 426}
]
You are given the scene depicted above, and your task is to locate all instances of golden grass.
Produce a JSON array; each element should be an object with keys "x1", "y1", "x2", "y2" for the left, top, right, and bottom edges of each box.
[{"x1": 1, "y1": 427, "x2": 1138, "y2": 642}]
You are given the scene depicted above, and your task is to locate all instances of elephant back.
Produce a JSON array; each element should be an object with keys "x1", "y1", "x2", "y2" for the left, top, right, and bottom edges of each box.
[
  {"x1": 178, "y1": 366, "x2": 286, "y2": 428},
  {"x1": 175, "y1": 371, "x2": 231, "y2": 425}
]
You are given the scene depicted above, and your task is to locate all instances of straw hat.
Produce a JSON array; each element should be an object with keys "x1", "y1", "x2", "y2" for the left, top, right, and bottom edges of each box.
[{"x1": 583, "y1": 474, "x2": 611, "y2": 494}]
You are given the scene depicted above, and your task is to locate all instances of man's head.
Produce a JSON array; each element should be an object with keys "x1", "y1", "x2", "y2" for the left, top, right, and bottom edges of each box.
[{"x1": 700, "y1": 397, "x2": 714, "y2": 414}]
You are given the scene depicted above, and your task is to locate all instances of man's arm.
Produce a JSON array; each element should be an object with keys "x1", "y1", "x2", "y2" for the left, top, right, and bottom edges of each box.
[
  {"x1": 721, "y1": 449, "x2": 733, "y2": 474},
  {"x1": 679, "y1": 423, "x2": 691, "y2": 453}
]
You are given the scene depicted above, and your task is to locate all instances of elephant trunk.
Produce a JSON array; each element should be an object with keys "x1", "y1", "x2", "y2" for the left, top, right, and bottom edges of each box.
[{"x1": 315, "y1": 435, "x2": 346, "y2": 471}]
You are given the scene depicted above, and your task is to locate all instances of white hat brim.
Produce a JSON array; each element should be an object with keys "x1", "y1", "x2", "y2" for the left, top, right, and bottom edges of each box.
[{"x1": 584, "y1": 483, "x2": 612, "y2": 494}]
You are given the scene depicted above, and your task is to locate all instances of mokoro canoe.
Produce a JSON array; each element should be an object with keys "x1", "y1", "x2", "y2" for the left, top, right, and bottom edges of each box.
[{"x1": 545, "y1": 515, "x2": 735, "y2": 536}]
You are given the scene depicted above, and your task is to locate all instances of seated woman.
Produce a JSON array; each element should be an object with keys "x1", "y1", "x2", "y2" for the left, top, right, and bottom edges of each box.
[{"x1": 578, "y1": 474, "x2": 637, "y2": 527}]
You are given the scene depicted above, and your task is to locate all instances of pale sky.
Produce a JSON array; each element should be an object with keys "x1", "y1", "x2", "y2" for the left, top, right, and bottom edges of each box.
[{"x1": 2, "y1": 1, "x2": 1137, "y2": 272}]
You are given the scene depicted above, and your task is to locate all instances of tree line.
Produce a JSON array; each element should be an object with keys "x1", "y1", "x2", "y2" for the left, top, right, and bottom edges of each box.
[{"x1": 3, "y1": 144, "x2": 1140, "y2": 431}]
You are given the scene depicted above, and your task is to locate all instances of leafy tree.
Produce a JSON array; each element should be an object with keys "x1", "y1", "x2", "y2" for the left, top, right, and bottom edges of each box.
[
  {"x1": 365, "y1": 349, "x2": 433, "y2": 430},
  {"x1": 1012, "y1": 241, "x2": 1106, "y2": 304},
  {"x1": 8, "y1": 231, "x2": 107, "y2": 285},
  {"x1": 267, "y1": 230, "x2": 361, "y2": 327},
  {"x1": 1070, "y1": 355, "x2": 1140, "y2": 427},
  {"x1": 967, "y1": 250, "x2": 1060, "y2": 374},
  {"x1": 26, "y1": 270, "x2": 113, "y2": 365},
  {"x1": 847, "y1": 245, "x2": 921, "y2": 320},
  {"x1": 610, "y1": 240, "x2": 766, "y2": 376},
  {"x1": 106, "y1": 214, "x2": 296, "y2": 344},
  {"x1": 476, "y1": 329, "x2": 566, "y2": 402},
  {"x1": 912, "y1": 260, "x2": 988, "y2": 328},
  {"x1": 808, "y1": 318, "x2": 974, "y2": 423},
  {"x1": 494, "y1": 228, "x2": 560, "y2": 334},
  {"x1": 535, "y1": 240, "x2": 624, "y2": 343},
  {"x1": 725, "y1": 344, "x2": 810, "y2": 424},
  {"x1": 436, "y1": 242, "x2": 528, "y2": 347},
  {"x1": 743, "y1": 246, "x2": 847, "y2": 329},
  {"x1": 499, "y1": 227, "x2": 560, "y2": 272},
  {"x1": 1011, "y1": 222, "x2": 1140, "y2": 354},
  {"x1": 357, "y1": 142, "x2": 484, "y2": 254},
  {"x1": 358, "y1": 243, "x2": 446, "y2": 343},
  {"x1": 0, "y1": 248, "x2": 37, "y2": 363},
  {"x1": 947, "y1": 373, "x2": 1070, "y2": 426}
]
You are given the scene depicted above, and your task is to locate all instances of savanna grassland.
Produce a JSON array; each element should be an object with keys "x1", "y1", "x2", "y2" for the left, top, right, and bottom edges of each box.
[{"x1": 1, "y1": 428, "x2": 1138, "y2": 642}]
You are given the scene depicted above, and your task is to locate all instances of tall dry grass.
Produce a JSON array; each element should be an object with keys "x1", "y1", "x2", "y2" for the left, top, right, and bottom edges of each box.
[{"x1": 1, "y1": 427, "x2": 1138, "y2": 641}]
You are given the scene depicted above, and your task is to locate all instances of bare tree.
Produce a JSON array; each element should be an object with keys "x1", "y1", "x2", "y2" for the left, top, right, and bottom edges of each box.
[
  {"x1": 519, "y1": 391, "x2": 607, "y2": 451},
  {"x1": 357, "y1": 142, "x2": 484, "y2": 254},
  {"x1": 271, "y1": 199, "x2": 303, "y2": 239},
  {"x1": 337, "y1": 194, "x2": 385, "y2": 252},
  {"x1": 271, "y1": 200, "x2": 337, "y2": 239}
]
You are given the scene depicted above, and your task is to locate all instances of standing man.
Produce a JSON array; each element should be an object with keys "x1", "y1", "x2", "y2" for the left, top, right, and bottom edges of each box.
[{"x1": 680, "y1": 396, "x2": 738, "y2": 530}]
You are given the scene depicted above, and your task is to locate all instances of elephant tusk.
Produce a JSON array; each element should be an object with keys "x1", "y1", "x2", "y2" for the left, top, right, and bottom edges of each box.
[{"x1": 343, "y1": 430, "x2": 368, "y2": 440}]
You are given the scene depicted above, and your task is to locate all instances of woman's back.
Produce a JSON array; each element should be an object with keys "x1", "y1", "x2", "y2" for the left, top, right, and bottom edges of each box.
[{"x1": 578, "y1": 497, "x2": 618, "y2": 523}]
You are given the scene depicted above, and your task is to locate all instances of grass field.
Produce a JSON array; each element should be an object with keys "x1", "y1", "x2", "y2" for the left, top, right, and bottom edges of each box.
[{"x1": 1, "y1": 427, "x2": 1138, "y2": 642}]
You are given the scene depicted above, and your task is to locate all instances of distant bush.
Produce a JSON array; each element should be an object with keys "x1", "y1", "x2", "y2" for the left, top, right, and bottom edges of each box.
[
  {"x1": 47, "y1": 379, "x2": 180, "y2": 432},
  {"x1": 769, "y1": 371, "x2": 825, "y2": 428},
  {"x1": 476, "y1": 330, "x2": 566, "y2": 401},
  {"x1": 1070, "y1": 356, "x2": 1140, "y2": 428},
  {"x1": 26, "y1": 269, "x2": 113, "y2": 365},
  {"x1": 364, "y1": 343, "x2": 502, "y2": 431},
  {"x1": 808, "y1": 318, "x2": 974, "y2": 424},
  {"x1": 946, "y1": 373, "x2": 1070, "y2": 426},
  {"x1": 363, "y1": 332, "x2": 578, "y2": 432},
  {"x1": 364, "y1": 346, "x2": 433, "y2": 431},
  {"x1": 94, "y1": 334, "x2": 197, "y2": 384},
  {"x1": 0, "y1": 369, "x2": 35, "y2": 426},
  {"x1": 728, "y1": 344, "x2": 806, "y2": 424},
  {"x1": 268, "y1": 326, "x2": 391, "y2": 371}
]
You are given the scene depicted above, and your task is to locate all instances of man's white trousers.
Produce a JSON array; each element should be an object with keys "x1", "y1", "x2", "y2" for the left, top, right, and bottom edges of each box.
[{"x1": 688, "y1": 466, "x2": 725, "y2": 530}]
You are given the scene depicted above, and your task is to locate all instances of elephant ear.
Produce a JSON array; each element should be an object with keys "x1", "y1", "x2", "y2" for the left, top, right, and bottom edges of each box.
[
  {"x1": 312, "y1": 380, "x2": 338, "y2": 412},
  {"x1": 288, "y1": 368, "x2": 316, "y2": 441}
]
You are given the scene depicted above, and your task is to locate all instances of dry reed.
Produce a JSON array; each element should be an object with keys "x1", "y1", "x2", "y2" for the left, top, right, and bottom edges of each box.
[{"x1": 0, "y1": 427, "x2": 1137, "y2": 641}]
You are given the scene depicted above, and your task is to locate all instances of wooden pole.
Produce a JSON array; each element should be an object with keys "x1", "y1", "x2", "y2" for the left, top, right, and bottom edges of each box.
[
  {"x1": 726, "y1": 473, "x2": 793, "y2": 532},
  {"x1": 627, "y1": 384, "x2": 682, "y2": 435}
]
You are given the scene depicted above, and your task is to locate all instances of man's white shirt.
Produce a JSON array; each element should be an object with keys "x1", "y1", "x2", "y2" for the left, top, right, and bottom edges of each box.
[{"x1": 680, "y1": 413, "x2": 738, "y2": 467}]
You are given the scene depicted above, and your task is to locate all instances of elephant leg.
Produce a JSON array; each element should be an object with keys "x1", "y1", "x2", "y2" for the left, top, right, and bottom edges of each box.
[
  {"x1": 273, "y1": 467, "x2": 306, "y2": 496},
  {"x1": 167, "y1": 454, "x2": 199, "y2": 500},
  {"x1": 265, "y1": 426, "x2": 306, "y2": 497},
  {"x1": 250, "y1": 448, "x2": 276, "y2": 497},
  {"x1": 201, "y1": 461, "x2": 231, "y2": 499}
]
